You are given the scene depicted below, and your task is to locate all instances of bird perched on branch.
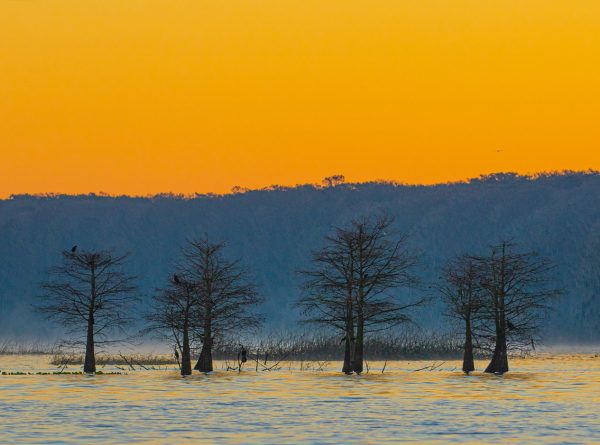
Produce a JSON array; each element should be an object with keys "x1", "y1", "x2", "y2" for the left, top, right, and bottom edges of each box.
[
  {"x1": 71, "y1": 245, "x2": 78, "y2": 253},
  {"x1": 173, "y1": 274, "x2": 181, "y2": 284}
]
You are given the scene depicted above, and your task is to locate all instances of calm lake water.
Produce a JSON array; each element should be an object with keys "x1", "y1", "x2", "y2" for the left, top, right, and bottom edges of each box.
[{"x1": 1, "y1": 354, "x2": 599, "y2": 444}]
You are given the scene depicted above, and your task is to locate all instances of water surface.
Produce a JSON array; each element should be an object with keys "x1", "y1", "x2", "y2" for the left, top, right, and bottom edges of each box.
[{"x1": 1, "y1": 355, "x2": 599, "y2": 444}]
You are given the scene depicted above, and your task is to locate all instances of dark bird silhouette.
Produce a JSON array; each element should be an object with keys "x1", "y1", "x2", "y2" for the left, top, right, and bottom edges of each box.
[
  {"x1": 507, "y1": 320, "x2": 516, "y2": 330},
  {"x1": 71, "y1": 245, "x2": 77, "y2": 253},
  {"x1": 173, "y1": 274, "x2": 181, "y2": 284},
  {"x1": 174, "y1": 347, "x2": 181, "y2": 370}
]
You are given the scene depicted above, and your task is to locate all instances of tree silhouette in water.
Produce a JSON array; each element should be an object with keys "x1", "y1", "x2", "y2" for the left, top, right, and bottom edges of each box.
[
  {"x1": 299, "y1": 216, "x2": 424, "y2": 374},
  {"x1": 37, "y1": 249, "x2": 137, "y2": 373},
  {"x1": 182, "y1": 236, "x2": 262, "y2": 373},
  {"x1": 473, "y1": 241, "x2": 561, "y2": 374},
  {"x1": 439, "y1": 255, "x2": 485, "y2": 374}
]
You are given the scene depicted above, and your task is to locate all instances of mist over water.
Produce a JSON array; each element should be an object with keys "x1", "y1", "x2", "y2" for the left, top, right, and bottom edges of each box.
[{"x1": 1, "y1": 354, "x2": 599, "y2": 444}]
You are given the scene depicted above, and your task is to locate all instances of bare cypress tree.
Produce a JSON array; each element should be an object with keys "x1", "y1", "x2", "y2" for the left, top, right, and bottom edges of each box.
[
  {"x1": 439, "y1": 255, "x2": 483, "y2": 374},
  {"x1": 349, "y1": 216, "x2": 423, "y2": 374},
  {"x1": 183, "y1": 237, "x2": 262, "y2": 373},
  {"x1": 37, "y1": 248, "x2": 137, "y2": 374},
  {"x1": 298, "y1": 228, "x2": 356, "y2": 374},
  {"x1": 473, "y1": 241, "x2": 561, "y2": 374},
  {"x1": 146, "y1": 274, "x2": 198, "y2": 376},
  {"x1": 299, "y1": 216, "x2": 423, "y2": 374}
]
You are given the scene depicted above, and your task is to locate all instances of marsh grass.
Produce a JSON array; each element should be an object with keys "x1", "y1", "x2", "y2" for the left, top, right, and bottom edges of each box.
[
  {"x1": 213, "y1": 331, "x2": 466, "y2": 362},
  {"x1": 1, "y1": 371, "x2": 123, "y2": 375},
  {"x1": 0, "y1": 341, "x2": 61, "y2": 355},
  {"x1": 6, "y1": 331, "x2": 466, "y2": 372},
  {"x1": 50, "y1": 353, "x2": 177, "y2": 367}
]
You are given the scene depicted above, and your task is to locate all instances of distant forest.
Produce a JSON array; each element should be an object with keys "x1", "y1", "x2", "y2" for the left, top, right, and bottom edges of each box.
[{"x1": 1, "y1": 172, "x2": 599, "y2": 343}]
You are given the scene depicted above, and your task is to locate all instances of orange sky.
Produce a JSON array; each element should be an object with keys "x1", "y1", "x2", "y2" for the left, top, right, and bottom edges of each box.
[{"x1": 1, "y1": 0, "x2": 599, "y2": 197}]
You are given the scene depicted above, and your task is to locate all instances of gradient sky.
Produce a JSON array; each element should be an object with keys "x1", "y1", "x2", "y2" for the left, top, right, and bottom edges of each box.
[{"x1": 1, "y1": 0, "x2": 599, "y2": 197}]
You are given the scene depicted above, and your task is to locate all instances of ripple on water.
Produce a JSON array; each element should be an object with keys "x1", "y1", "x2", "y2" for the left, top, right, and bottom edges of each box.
[{"x1": 0, "y1": 356, "x2": 599, "y2": 444}]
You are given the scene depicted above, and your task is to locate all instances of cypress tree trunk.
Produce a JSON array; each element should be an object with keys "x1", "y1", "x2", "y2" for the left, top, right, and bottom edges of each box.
[
  {"x1": 462, "y1": 315, "x2": 475, "y2": 374},
  {"x1": 485, "y1": 329, "x2": 509, "y2": 374},
  {"x1": 83, "y1": 311, "x2": 96, "y2": 374},
  {"x1": 485, "y1": 244, "x2": 509, "y2": 375},
  {"x1": 485, "y1": 295, "x2": 509, "y2": 374},
  {"x1": 195, "y1": 337, "x2": 213, "y2": 372},
  {"x1": 194, "y1": 308, "x2": 213, "y2": 372},
  {"x1": 352, "y1": 303, "x2": 364, "y2": 374},
  {"x1": 342, "y1": 293, "x2": 354, "y2": 374},
  {"x1": 180, "y1": 317, "x2": 192, "y2": 376},
  {"x1": 84, "y1": 264, "x2": 96, "y2": 374},
  {"x1": 342, "y1": 337, "x2": 353, "y2": 374},
  {"x1": 352, "y1": 229, "x2": 365, "y2": 375}
]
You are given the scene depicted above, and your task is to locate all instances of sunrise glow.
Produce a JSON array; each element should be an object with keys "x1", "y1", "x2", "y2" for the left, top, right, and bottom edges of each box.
[{"x1": 1, "y1": 0, "x2": 599, "y2": 197}]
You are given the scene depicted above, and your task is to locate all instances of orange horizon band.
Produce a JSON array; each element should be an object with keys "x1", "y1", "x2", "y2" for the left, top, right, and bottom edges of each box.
[{"x1": 2, "y1": 0, "x2": 599, "y2": 197}]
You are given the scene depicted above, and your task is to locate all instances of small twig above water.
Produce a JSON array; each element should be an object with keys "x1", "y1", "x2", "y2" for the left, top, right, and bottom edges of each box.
[
  {"x1": 413, "y1": 361, "x2": 446, "y2": 372},
  {"x1": 119, "y1": 353, "x2": 136, "y2": 371}
]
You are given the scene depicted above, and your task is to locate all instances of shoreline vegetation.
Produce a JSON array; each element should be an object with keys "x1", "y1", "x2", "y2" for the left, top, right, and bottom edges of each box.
[
  {"x1": 2, "y1": 352, "x2": 599, "y2": 377},
  {"x1": 60, "y1": 334, "x2": 466, "y2": 367},
  {"x1": 1, "y1": 331, "x2": 508, "y2": 367},
  {"x1": 2, "y1": 334, "x2": 599, "y2": 376},
  {"x1": 0, "y1": 341, "x2": 62, "y2": 356},
  {"x1": 1, "y1": 331, "x2": 466, "y2": 362}
]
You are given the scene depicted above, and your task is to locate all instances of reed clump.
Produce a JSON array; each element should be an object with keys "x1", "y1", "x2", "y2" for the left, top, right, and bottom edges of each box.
[
  {"x1": 0, "y1": 341, "x2": 61, "y2": 355},
  {"x1": 1, "y1": 371, "x2": 123, "y2": 375},
  {"x1": 50, "y1": 353, "x2": 177, "y2": 366},
  {"x1": 212, "y1": 331, "x2": 464, "y2": 362}
]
